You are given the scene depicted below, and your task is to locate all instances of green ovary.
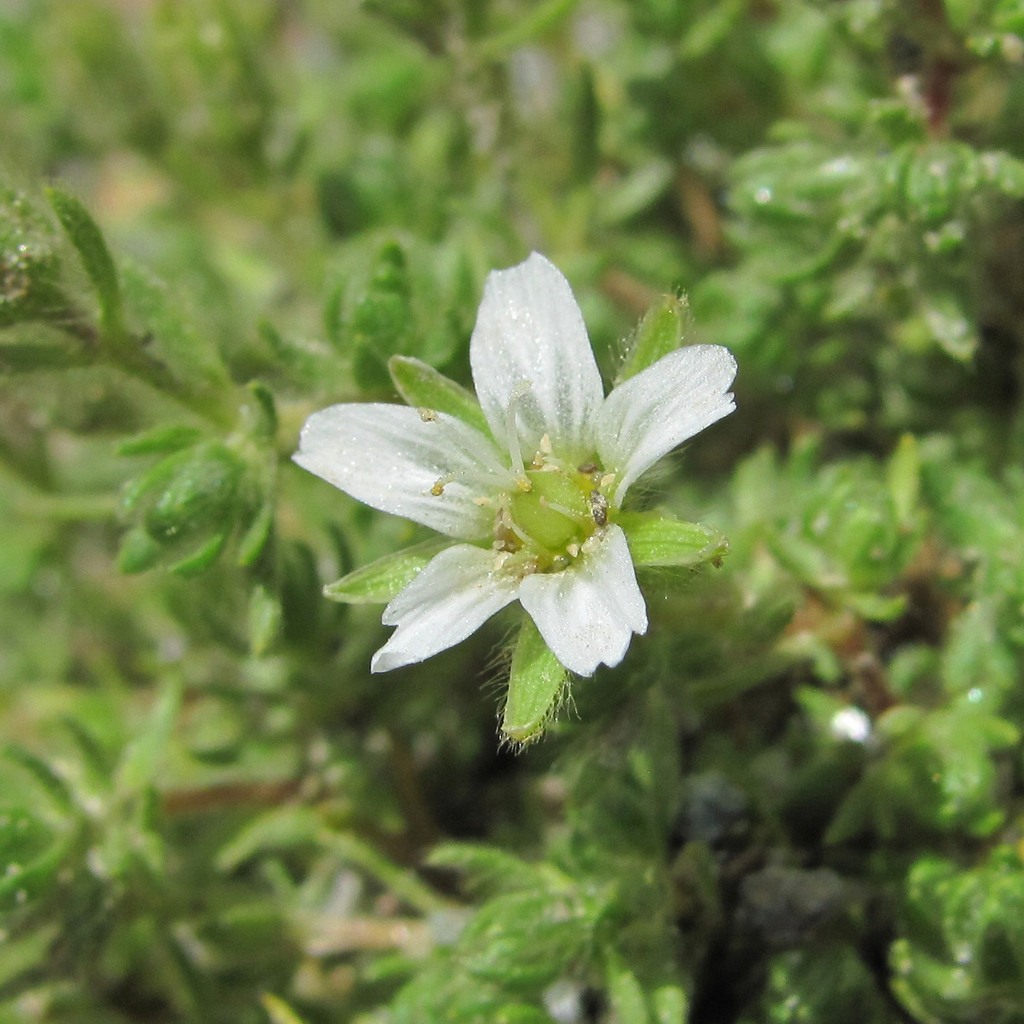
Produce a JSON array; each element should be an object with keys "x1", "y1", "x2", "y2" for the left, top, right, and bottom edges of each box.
[{"x1": 509, "y1": 469, "x2": 591, "y2": 552}]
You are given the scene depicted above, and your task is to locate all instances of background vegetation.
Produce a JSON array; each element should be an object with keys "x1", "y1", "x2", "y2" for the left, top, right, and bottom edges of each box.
[{"x1": 2, "y1": 0, "x2": 1024, "y2": 1021}]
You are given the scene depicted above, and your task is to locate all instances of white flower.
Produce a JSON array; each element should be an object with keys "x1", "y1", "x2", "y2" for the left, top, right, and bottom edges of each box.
[{"x1": 295, "y1": 253, "x2": 736, "y2": 676}]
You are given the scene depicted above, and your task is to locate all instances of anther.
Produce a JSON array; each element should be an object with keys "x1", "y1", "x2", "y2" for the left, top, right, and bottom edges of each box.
[
  {"x1": 418, "y1": 408, "x2": 438, "y2": 422},
  {"x1": 430, "y1": 474, "x2": 455, "y2": 496}
]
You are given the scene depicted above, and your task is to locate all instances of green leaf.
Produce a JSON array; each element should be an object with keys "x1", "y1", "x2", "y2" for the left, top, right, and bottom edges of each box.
[
  {"x1": 323, "y1": 539, "x2": 449, "y2": 604},
  {"x1": 117, "y1": 525, "x2": 164, "y2": 574},
  {"x1": 217, "y1": 806, "x2": 322, "y2": 873},
  {"x1": 237, "y1": 502, "x2": 275, "y2": 568},
  {"x1": 249, "y1": 582, "x2": 282, "y2": 656},
  {"x1": 652, "y1": 985, "x2": 688, "y2": 1024},
  {"x1": 426, "y1": 843, "x2": 542, "y2": 896},
  {"x1": 606, "y1": 957, "x2": 651, "y2": 1024},
  {"x1": 459, "y1": 888, "x2": 591, "y2": 991},
  {"x1": 501, "y1": 616, "x2": 567, "y2": 745},
  {"x1": 0, "y1": 186, "x2": 64, "y2": 328},
  {"x1": 260, "y1": 993, "x2": 311, "y2": 1024},
  {"x1": 169, "y1": 530, "x2": 229, "y2": 576},
  {"x1": 45, "y1": 186, "x2": 124, "y2": 341},
  {"x1": 618, "y1": 511, "x2": 729, "y2": 567},
  {"x1": 1, "y1": 746, "x2": 74, "y2": 813},
  {"x1": 887, "y1": 433, "x2": 920, "y2": 527},
  {"x1": 118, "y1": 424, "x2": 205, "y2": 456},
  {"x1": 120, "y1": 261, "x2": 230, "y2": 391},
  {"x1": 351, "y1": 242, "x2": 413, "y2": 391},
  {"x1": 388, "y1": 355, "x2": 490, "y2": 435},
  {"x1": 616, "y1": 295, "x2": 694, "y2": 384},
  {"x1": 115, "y1": 677, "x2": 182, "y2": 796}
]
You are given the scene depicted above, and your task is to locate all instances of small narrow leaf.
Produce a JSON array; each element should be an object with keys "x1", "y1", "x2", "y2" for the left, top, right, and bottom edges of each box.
[
  {"x1": 117, "y1": 526, "x2": 164, "y2": 574},
  {"x1": 119, "y1": 425, "x2": 204, "y2": 456},
  {"x1": 618, "y1": 511, "x2": 729, "y2": 567},
  {"x1": 237, "y1": 502, "x2": 275, "y2": 567},
  {"x1": 616, "y1": 294, "x2": 693, "y2": 384},
  {"x1": 1, "y1": 746, "x2": 74, "y2": 812},
  {"x1": 260, "y1": 994, "x2": 311, "y2": 1024},
  {"x1": 115, "y1": 677, "x2": 182, "y2": 796},
  {"x1": 46, "y1": 186, "x2": 124, "y2": 341},
  {"x1": 501, "y1": 616, "x2": 567, "y2": 745},
  {"x1": 652, "y1": 985, "x2": 688, "y2": 1024},
  {"x1": 606, "y1": 958, "x2": 651, "y2": 1024},
  {"x1": 169, "y1": 530, "x2": 229, "y2": 576},
  {"x1": 217, "y1": 806, "x2": 322, "y2": 872},
  {"x1": 249, "y1": 582, "x2": 282, "y2": 656},
  {"x1": 323, "y1": 539, "x2": 448, "y2": 604},
  {"x1": 388, "y1": 355, "x2": 490, "y2": 435},
  {"x1": 887, "y1": 433, "x2": 920, "y2": 527}
]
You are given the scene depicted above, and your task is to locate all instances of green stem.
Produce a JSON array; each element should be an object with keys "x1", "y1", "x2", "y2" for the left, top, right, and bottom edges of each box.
[
  {"x1": 59, "y1": 316, "x2": 237, "y2": 430},
  {"x1": 319, "y1": 830, "x2": 455, "y2": 916}
]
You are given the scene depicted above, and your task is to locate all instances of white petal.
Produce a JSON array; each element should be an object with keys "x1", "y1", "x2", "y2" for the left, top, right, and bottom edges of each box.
[
  {"x1": 597, "y1": 345, "x2": 736, "y2": 503},
  {"x1": 371, "y1": 544, "x2": 519, "y2": 672},
  {"x1": 470, "y1": 253, "x2": 604, "y2": 463},
  {"x1": 518, "y1": 525, "x2": 647, "y2": 676},
  {"x1": 294, "y1": 404, "x2": 509, "y2": 539}
]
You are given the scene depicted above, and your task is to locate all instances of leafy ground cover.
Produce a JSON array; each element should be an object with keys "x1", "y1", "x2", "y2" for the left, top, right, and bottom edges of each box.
[{"x1": 2, "y1": 1, "x2": 1024, "y2": 1021}]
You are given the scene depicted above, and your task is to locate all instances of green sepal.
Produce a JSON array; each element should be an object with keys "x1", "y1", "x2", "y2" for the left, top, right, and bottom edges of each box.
[
  {"x1": 169, "y1": 531, "x2": 229, "y2": 576},
  {"x1": 143, "y1": 443, "x2": 242, "y2": 541},
  {"x1": 45, "y1": 186, "x2": 124, "y2": 341},
  {"x1": 237, "y1": 502, "x2": 274, "y2": 567},
  {"x1": 618, "y1": 511, "x2": 729, "y2": 567},
  {"x1": 249, "y1": 583, "x2": 282, "y2": 656},
  {"x1": 615, "y1": 293, "x2": 692, "y2": 385},
  {"x1": 323, "y1": 539, "x2": 449, "y2": 604},
  {"x1": 118, "y1": 424, "x2": 204, "y2": 456},
  {"x1": 117, "y1": 525, "x2": 164, "y2": 574},
  {"x1": 501, "y1": 616, "x2": 567, "y2": 746},
  {"x1": 388, "y1": 354, "x2": 490, "y2": 435},
  {"x1": 120, "y1": 447, "x2": 191, "y2": 516}
]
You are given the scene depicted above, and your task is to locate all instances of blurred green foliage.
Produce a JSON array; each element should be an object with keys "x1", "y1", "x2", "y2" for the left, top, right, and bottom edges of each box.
[{"x1": 2, "y1": 0, "x2": 1024, "y2": 1021}]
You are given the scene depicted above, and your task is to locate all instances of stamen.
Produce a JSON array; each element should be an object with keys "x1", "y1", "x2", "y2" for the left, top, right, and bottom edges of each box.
[{"x1": 505, "y1": 380, "x2": 533, "y2": 489}]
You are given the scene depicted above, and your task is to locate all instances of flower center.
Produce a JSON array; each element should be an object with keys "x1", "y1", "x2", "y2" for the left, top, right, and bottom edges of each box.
[
  {"x1": 493, "y1": 454, "x2": 615, "y2": 575},
  {"x1": 510, "y1": 468, "x2": 590, "y2": 551}
]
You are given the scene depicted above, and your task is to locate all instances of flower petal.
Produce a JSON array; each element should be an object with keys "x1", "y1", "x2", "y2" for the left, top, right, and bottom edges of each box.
[
  {"x1": 294, "y1": 404, "x2": 509, "y2": 539},
  {"x1": 470, "y1": 253, "x2": 604, "y2": 462},
  {"x1": 518, "y1": 525, "x2": 647, "y2": 676},
  {"x1": 371, "y1": 544, "x2": 519, "y2": 672},
  {"x1": 597, "y1": 345, "x2": 736, "y2": 503}
]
